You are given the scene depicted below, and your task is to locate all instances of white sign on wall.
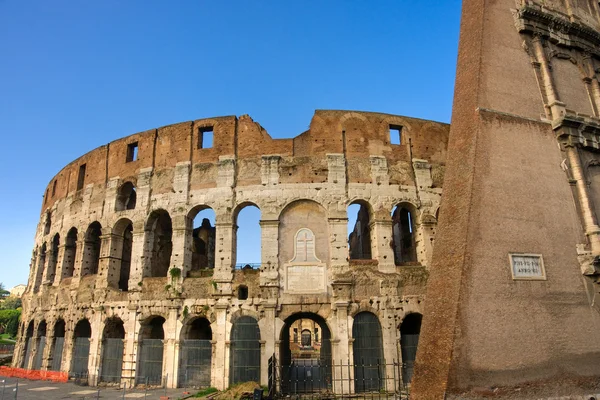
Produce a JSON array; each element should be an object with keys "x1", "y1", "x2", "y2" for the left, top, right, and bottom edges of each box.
[{"x1": 509, "y1": 253, "x2": 546, "y2": 280}]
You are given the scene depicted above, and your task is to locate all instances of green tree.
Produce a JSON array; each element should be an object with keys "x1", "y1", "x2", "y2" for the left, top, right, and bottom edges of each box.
[
  {"x1": 0, "y1": 283, "x2": 8, "y2": 299},
  {"x1": 0, "y1": 309, "x2": 20, "y2": 338}
]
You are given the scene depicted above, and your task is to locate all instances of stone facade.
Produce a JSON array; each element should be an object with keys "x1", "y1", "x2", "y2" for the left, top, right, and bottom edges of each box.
[{"x1": 16, "y1": 110, "x2": 448, "y2": 391}]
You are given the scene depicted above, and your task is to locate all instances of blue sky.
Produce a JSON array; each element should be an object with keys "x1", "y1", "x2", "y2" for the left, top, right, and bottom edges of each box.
[{"x1": 0, "y1": 1, "x2": 461, "y2": 289}]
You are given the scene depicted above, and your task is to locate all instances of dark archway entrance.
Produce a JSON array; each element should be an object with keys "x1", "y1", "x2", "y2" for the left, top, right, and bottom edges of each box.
[
  {"x1": 71, "y1": 319, "x2": 92, "y2": 378},
  {"x1": 137, "y1": 316, "x2": 165, "y2": 385},
  {"x1": 229, "y1": 316, "x2": 260, "y2": 385},
  {"x1": 179, "y1": 318, "x2": 212, "y2": 387},
  {"x1": 100, "y1": 318, "x2": 125, "y2": 383},
  {"x1": 400, "y1": 313, "x2": 422, "y2": 385},
  {"x1": 50, "y1": 319, "x2": 65, "y2": 371},
  {"x1": 33, "y1": 320, "x2": 47, "y2": 370},
  {"x1": 279, "y1": 313, "x2": 332, "y2": 394},
  {"x1": 22, "y1": 321, "x2": 34, "y2": 369},
  {"x1": 352, "y1": 312, "x2": 385, "y2": 392}
]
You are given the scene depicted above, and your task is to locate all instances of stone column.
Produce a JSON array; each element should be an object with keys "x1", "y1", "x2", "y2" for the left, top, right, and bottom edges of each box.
[
  {"x1": 88, "y1": 311, "x2": 103, "y2": 385},
  {"x1": 213, "y1": 219, "x2": 234, "y2": 296},
  {"x1": 212, "y1": 303, "x2": 229, "y2": 390},
  {"x1": 371, "y1": 219, "x2": 395, "y2": 273},
  {"x1": 32, "y1": 251, "x2": 45, "y2": 293},
  {"x1": 97, "y1": 234, "x2": 117, "y2": 289},
  {"x1": 121, "y1": 306, "x2": 139, "y2": 388},
  {"x1": 258, "y1": 304, "x2": 277, "y2": 386},
  {"x1": 531, "y1": 36, "x2": 566, "y2": 120},
  {"x1": 332, "y1": 301, "x2": 352, "y2": 394},
  {"x1": 328, "y1": 218, "x2": 349, "y2": 269},
  {"x1": 169, "y1": 215, "x2": 189, "y2": 283},
  {"x1": 62, "y1": 323, "x2": 75, "y2": 375},
  {"x1": 567, "y1": 145, "x2": 600, "y2": 254},
  {"x1": 71, "y1": 231, "x2": 87, "y2": 285},
  {"x1": 163, "y1": 306, "x2": 180, "y2": 388},
  {"x1": 128, "y1": 230, "x2": 146, "y2": 290},
  {"x1": 41, "y1": 328, "x2": 55, "y2": 371},
  {"x1": 53, "y1": 244, "x2": 66, "y2": 286},
  {"x1": 259, "y1": 220, "x2": 279, "y2": 286}
]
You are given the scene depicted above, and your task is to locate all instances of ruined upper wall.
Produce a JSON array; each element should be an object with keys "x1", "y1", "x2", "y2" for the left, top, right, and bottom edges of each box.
[{"x1": 39, "y1": 111, "x2": 449, "y2": 214}]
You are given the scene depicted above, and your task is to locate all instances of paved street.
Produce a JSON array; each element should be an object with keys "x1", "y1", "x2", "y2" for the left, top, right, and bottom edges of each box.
[{"x1": 0, "y1": 378, "x2": 194, "y2": 400}]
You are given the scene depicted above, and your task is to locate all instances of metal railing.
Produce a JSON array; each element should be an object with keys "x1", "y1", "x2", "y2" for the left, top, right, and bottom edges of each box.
[
  {"x1": 0, "y1": 345, "x2": 14, "y2": 355},
  {"x1": 234, "y1": 263, "x2": 260, "y2": 270},
  {"x1": 270, "y1": 355, "x2": 411, "y2": 399}
]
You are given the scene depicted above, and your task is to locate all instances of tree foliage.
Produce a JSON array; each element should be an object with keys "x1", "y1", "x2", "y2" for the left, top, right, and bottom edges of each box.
[{"x1": 0, "y1": 309, "x2": 20, "y2": 338}]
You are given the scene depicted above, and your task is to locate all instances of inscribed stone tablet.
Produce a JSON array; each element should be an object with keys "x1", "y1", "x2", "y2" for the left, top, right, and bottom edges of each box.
[
  {"x1": 286, "y1": 265, "x2": 326, "y2": 293},
  {"x1": 509, "y1": 253, "x2": 546, "y2": 280}
]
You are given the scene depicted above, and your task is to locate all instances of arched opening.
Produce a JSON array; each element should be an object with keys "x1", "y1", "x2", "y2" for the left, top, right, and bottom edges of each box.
[
  {"x1": 137, "y1": 316, "x2": 165, "y2": 385},
  {"x1": 63, "y1": 228, "x2": 78, "y2": 279},
  {"x1": 188, "y1": 207, "x2": 216, "y2": 274},
  {"x1": 115, "y1": 182, "x2": 137, "y2": 211},
  {"x1": 32, "y1": 320, "x2": 47, "y2": 370},
  {"x1": 347, "y1": 202, "x2": 372, "y2": 260},
  {"x1": 352, "y1": 312, "x2": 384, "y2": 392},
  {"x1": 178, "y1": 317, "x2": 212, "y2": 388},
  {"x1": 279, "y1": 313, "x2": 332, "y2": 394},
  {"x1": 145, "y1": 210, "x2": 172, "y2": 278},
  {"x1": 100, "y1": 318, "x2": 125, "y2": 383},
  {"x1": 229, "y1": 316, "x2": 261, "y2": 385},
  {"x1": 22, "y1": 321, "x2": 34, "y2": 369},
  {"x1": 234, "y1": 204, "x2": 261, "y2": 269},
  {"x1": 71, "y1": 319, "x2": 92, "y2": 378},
  {"x1": 50, "y1": 319, "x2": 65, "y2": 371},
  {"x1": 34, "y1": 244, "x2": 47, "y2": 292},
  {"x1": 44, "y1": 212, "x2": 51, "y2": 236},
  {"x1": 82, "y1": 222, "x2": 102, "y2": 276},
  {"x1": 112, "y1": 219, "x2": 133, "y2": 291},
  {"x1": 237, "y1": 285, "x2": 248, "y2": 300},
  {"x1": 392, "y1": 205, "x2": 417, "y2": 264},
  {"x1": 399, "y1": 313, "x2": 422, "y2": 385},
  {"x1": 47, "y1": 234, "x2": 60, "y2": 284}
]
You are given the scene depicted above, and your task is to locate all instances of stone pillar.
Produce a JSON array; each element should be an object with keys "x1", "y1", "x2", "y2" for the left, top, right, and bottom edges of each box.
[
  {"x1": 121, "y1": 306, "x2": 139, "y2": 388},
  {"x1": 163, "y1": 306, "x2": 180, "y2": 388},
  {"x1": 41, "y1": 326, "x2": 55, "y2": 371},
  {"x1": 328, "y1": 218, "x2": 349, "y2": 269},
  {"x1": 371, "y1": 219, "x2": 395, "y2": 273},
  {"x1": 32, "y1": 251, "x2": 45, "y2": 293},
  {"x1": 41, "y1": 248, "x2": 57, "y2": 288},
  {"x1": 71, "y1": 231, "x2": 87, "y2": 285},
  {"x1": 62, "y1": 323, "x2": 75, "y2": 375},
  {"x1": 332, "y1": 301, "x2": 352, "y2": 394},
  {"x1": 88, "y1": 311, "x2": 103, "y2": 385},
  {"x1": 531, "y1": 36, "x2": 566, "y2": 120},
  {"x1": 53, "y1": 244, "x2": 66, "y2": 285},
  {"x1": 169, "y1": 215, "x2": 189, "y2": 282},
  {"x1": 567, "y1": 146, "x2": 600, "y2": 254},
  {"x1": 258, "y1": 304, "x2": 277, "y2": 386},
  {"x1": 212, "y1": 303, "x2": 229, "y2": 390},
  {"x1": 213, "y1": 220, "x2": 234, "y2": 295},
  {"x1": 259, "y1": 220, "x2": 279, "y2": 286},
  {"x1": 128, "y1": 230, "x2": 146, "y2": 290},
  {"x1": 97, "y1": 234, "x2": 116, "y2": 289}
]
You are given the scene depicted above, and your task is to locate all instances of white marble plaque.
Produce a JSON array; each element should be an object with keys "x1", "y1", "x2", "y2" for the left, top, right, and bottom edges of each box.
[
  {"x1": 509, "y1": 253, "x2": 546, "y2": 280},
  {"x1": 286, "y1": 265, "x2": 326, "y2": 293}
]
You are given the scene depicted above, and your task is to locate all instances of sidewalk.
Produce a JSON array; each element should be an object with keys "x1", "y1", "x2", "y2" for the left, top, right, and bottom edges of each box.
[{"x1": 0, "y1": 378, "x2": 195, "y2": 400}]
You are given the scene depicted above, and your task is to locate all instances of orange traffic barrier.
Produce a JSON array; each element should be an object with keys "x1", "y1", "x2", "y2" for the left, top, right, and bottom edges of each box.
[{"x1": 0, "y1": 366, "x2": 68, "y2": 382}]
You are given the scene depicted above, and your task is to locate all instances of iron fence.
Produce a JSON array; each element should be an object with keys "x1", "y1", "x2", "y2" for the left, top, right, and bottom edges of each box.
[
  {"x1": 71, "y1": 337, "x2": 90, "y2": 379},
  {"x1": 136, "y1": 339, "x2": 164, "y2": 385},
  {"x1": 178, "y1": 339, "x2": 211, "y2": 388},
  {"x1": 0, "y1": 345, "x2": 14, "y2": 355},
  {"x1": 271, "y1": 356, "x2": 411, "y2": 399},
  {"x1": 32, "y1": 337, "x2": 45, "y2": 370},
  {"x1": 99, "y1": 338, "x2": 124, "y2": 383},
  {"x1": 50, "y1": 337, "x2": 64, "y2": 371}
]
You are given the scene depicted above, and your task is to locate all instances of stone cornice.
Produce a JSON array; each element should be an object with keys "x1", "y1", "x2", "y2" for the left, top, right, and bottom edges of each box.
[
  {"x1": 553, "y1": 112, "x2": 600, "y2": 150},
  {"x1": 514, "y1": 5, "x2": 600, "y2": 55}
]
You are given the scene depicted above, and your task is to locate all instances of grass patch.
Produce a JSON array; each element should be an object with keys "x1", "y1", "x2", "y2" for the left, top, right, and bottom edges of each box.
[{"x1": 194, "y1": 387, "x2": 218, "y2": 397}]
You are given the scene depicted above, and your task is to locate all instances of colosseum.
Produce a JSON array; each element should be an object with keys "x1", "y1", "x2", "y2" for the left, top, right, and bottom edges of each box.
[{"x1": 15, "y1": 110, "x2": 449, "y2": 393}]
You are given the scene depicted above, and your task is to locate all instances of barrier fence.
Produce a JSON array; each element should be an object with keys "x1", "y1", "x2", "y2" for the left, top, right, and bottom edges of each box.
[{"x1": 0, "y1": 346, "x2": 14, "y2": 355}]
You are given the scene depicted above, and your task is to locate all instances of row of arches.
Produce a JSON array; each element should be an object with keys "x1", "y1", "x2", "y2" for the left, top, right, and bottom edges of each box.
[
  {"x1": 19, "y1": 311, "x2": 422, "y2": 390},
  {"x1": 34, "y1": 199, "x2": 429, "y2": 292}
]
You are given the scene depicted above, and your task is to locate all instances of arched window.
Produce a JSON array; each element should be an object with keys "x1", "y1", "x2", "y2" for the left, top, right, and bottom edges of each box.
[
  {"x1": 145, "y1": 210, "x2": 172, "y2": 277},
  {"x1": 230, "y1": 316, "x2": 260, "y2": 385},
  {"x1": 33, "y1": 321, "x2": 47, "y2": 370},
  {"x1": 301, "y1": 329, "x2": 312, "y2": 347},
  {"x1": 50, "y1": 319, "x2": 65, "y2": 371},
  {"x1": 22, "y1": 321, "x2": 34, "y2": 369},
  {"x1": 62, "y1": 228, "x2": 78, "y2": 279},
  {"x1": 34, "y1": 244, "x2": 46, "y2": 292},
  {"x1": 353, "y1": 312, "x2": 384, "y2": 392},
  {"x1": 179, "y1": 318, "x2": 212, "y2": 387},
  {"x1": 400, "y1": 313, "x2": 422, "y2": 385},
  {"x1": 71, "y1": 319, "x2": 91, "y2": 378},
  {"x1": 137, "y1": 316, "x2": 165, "y2": 385},
  {"x1": 348, "y1": 202, "x2": 372, "y2": 260},
  {"x1": 392, "y1": 206, "x2": 417, "y2": 264},
  {"x1": 189, "y1": 207, "x2": 216, "y2": 273},
  {"x1": 82, "y1": 222, "x2": 102, "y2": 276},
  {"x1": 46, "y1": 234, "x2": 60, "y2": 284},
  {"x1": 44, "y1": 213, "x2": 51, "y2": 236},
  {"x1": 234, "y1": 204, "x2": 261, "y2": 269},
  {"x1": 100, "y1": 318, "x2": 125, "y2": 383},
  {"x1": 115, "y1": 182, "x2": 136, "y2": 211},
  {"x1": 112, "y1": 219, "x2": 133, "y2": 291}
]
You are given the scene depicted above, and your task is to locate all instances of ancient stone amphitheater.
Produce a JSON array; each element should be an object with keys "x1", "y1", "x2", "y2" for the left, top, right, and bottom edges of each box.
[{"x1": 16, "y1": 110, "x2": 448, "y2": 392}]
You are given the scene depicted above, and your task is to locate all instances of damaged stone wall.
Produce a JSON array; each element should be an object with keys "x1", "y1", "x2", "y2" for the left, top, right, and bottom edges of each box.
[{"x1": 20, "y1": 110, "x2": 448, "y2": 390}]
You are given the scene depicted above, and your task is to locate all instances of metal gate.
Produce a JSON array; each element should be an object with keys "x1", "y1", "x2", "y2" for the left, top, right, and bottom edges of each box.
[
  {"x1": 229, "y1": 316, "x2": 260, "y2": 384},
  {"x1": 71, "y1": 337, "x2": 90, "y2": 378},
  {"x1": 178, "y1": 339, "x2": 212, "y2": 387},
  {"x1": 100, "y1": 338, "x2": 124, "y2": 383},
  {"x1": 51, "y1": 337, "x2": 64, "y2": 371},
  {"x1": 352, "y1": 312, "x2": 385, "y2": 392},
  {"x1": 22, "y1": 337, "x2": 33, "y2": 369},
  {"x1": 32, "y1": 336, "x2": 46, "y2": 370},
  {"x1": 400, "y1": 332, "x2": 419, "y2": 384},
  {"x1": 136, "y1": 339, "x2": 164, "y2": 385}
]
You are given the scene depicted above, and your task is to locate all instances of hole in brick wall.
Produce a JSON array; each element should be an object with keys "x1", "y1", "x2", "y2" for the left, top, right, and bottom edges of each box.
[
  {"x1": 77, "y1": 164, "x2": 86, "y2": 191},
  {"x1": 44, "y1": 213, "x2": 51, "y2": 235},
  {"x1": 392, "y1": 205, "x2": 417, "y2": 265},
  {"x1": 235, "y1": 204, "x2": 261, "y2": 269},
  {"x1": 82, "y1": 221, "x2": 102, "y2": 276},
  {"x1": 63, "y1": 228, "x2": 78, "y2": 279},
  {"x1": 198, "y1": 127, "x2": 214, "y2": 149},
  {"x1": 146, "y1": 210, "x2": 172, "y2": 277},
  {"x1": 126, "y1": 142, "x2": 139, "y2": 162},
  {"x1": 115, "y1": 182, "x2": 137, "y2": 211},
  {"x1": 190, "y1": 207, "x2": 216, "y2": 273},
  {"x1": 389, "y1": 125, "x2": 403, "y2": 145},
  {"x1": 238, "y1": 285, "x2": 248, "y2": 300},
  {"x1": 52, "y1": 180, "x2": 57, "y2": 197}
]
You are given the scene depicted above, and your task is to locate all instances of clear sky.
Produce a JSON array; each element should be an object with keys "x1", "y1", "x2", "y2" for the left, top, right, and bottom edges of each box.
[{"x1": 0, "y1": 1, "x2": 461, "y2": 289}]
